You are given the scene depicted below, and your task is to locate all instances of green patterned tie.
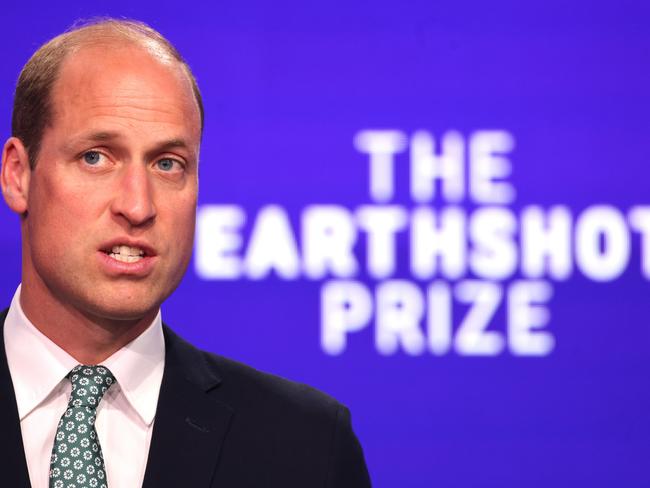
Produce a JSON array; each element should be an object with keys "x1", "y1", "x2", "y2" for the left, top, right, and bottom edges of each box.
[{"x1": 49, "y1": 365, "x2": 116, "y2": 488}]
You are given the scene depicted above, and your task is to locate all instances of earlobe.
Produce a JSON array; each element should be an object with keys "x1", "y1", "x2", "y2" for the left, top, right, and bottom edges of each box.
[{"x1": 1, "y1": 136, "x2": 31, "y2": 215}]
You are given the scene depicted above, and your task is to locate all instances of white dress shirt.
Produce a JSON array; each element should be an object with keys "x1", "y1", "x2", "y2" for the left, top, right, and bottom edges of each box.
[{"x1": 3, "y1": 285, "x2": 165, "y2": 488}]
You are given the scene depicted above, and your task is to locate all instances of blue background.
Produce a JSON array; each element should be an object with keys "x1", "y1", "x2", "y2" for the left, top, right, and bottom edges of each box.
[{"x1": 1, "y1": 2, "x2": 649, "y2": 486}]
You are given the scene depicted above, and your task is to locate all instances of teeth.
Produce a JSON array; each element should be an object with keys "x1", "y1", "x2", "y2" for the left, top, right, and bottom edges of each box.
[
  {"x1": 109, "y1": 253, "x2": 143, "y2": 263},
  {"x1": 107, "y1": 244, "x2": 146, "y2": 263},
  {"x1": 110, "y1": 245, "x2": 145, "y2": 257}
]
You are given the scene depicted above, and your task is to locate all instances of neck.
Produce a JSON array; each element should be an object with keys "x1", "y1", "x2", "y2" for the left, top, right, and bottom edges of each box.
[{"x1": 19, "y1": 282, "x2": 157, "y2": 365}]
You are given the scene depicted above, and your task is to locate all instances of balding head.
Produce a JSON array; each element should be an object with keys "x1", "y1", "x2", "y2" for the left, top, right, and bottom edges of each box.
[{"x1": 11, "y1": 18, "x2": 204, "y2": 169}]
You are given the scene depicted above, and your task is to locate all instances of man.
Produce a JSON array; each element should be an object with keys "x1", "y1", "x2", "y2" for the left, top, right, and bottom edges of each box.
[{"x1": 0, "y1": 18, "x2": 371, "y2": 488}]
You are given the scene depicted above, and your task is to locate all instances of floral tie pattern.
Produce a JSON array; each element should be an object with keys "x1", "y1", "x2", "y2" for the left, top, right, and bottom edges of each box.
[{"x1": 49, "y1": 365, "x2": 115, "y2": 488}]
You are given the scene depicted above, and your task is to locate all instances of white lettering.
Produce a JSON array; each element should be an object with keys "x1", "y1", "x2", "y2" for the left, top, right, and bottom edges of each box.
[
  {"x1": 321, "y1": 280, "x2": 373, "y2": 355},
  {"x1": 427, "y1": 281, "x2": 452, "y2": 355},
  {"x1": 411, "y1": 206, "x2": 466, "y2": 279},
  {"x1": 356, "y1": 205, "x2": 408, "y2": 279},
  {"x1": 375, "y1": 280, "x2": 426, "y2": 355},
  {"x1": 469, "y1": 207, "x2": 517, "y2": 280},
  {"x1": 454, "y1": 280, "x2": 504, "y2": 356},
  {"x1": 354, "y1": 130, "x2": 407, "y2": 202},
  {"x1": 575, "y1": 206, "x2": 630, "y2": 281},
  {"x1": 521, "y1": 206, "x2": 572, "y2": 280},
  {"x1": 410, "y1": 130, "x2": 465, "y2": 202},
  {"x1": 302, "y1": 205, "x2": 358, "y2": 279},
  {"x1": 507, "y1": 280, "x2": 554, "y2": 355},
  {"x1": 628, "y1": 206, "x2": 650, "y2": 279},
  {"x1": 469, "y1": 130, "x2": 516, "y2": 204},
  {"x1": 195, "y1": 205, "x2": 245, "y2": 279},
  {"x1": 244, "y1": 205, "x2": 300, "y2": 279}
]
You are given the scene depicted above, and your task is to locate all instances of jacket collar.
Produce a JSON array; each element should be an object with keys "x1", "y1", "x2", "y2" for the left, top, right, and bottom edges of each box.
[
  {"x1": 142, "y1": 324, "x2": 233, "y2": 488},
  {"x1": 0, "y1": 308, "x2": 33, "y2": 487}
]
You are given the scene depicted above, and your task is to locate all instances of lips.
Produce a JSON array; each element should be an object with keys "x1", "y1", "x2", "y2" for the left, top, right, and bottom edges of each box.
[{"x1": 98, "y1": 239, "x2": 157, "y2": 275}]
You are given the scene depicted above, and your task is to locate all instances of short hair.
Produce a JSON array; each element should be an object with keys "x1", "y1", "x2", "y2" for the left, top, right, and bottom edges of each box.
[{"x1": 11, "y1": 18, "x2": 204, "y2": 169}]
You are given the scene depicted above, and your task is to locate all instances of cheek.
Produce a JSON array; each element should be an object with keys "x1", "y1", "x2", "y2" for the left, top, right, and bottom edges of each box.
[
  {"x1": 162, "y1": 197, "x2": 196, "y2": 254},
  {"x1": 28, "y1": 208, "x2": 84, "y2": 266},
  {"x1": 158, "y1": 183, "x2": 196, "y2": 225},
  {"x1": 176, "y1": 204, "x2": 197, "y2": 246},
  {"x1": 27, "y1": 173, "x2": 102, "y2": 253}
]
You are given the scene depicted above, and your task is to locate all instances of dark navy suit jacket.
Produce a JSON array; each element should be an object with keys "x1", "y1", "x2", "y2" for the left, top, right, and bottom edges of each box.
[{"x1": 0, "y1": 309, "x2": 372, "y2": 487}]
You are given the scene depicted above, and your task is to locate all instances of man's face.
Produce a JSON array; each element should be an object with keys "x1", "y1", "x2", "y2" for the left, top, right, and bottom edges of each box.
[{"x1": 22, "y1": 43, "x2": 201, "y2": 321}]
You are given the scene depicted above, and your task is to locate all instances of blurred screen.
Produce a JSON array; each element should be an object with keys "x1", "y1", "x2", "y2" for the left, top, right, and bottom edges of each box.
[{"x1": 1, "y1": 2, "x2": 648, "y2": 486}]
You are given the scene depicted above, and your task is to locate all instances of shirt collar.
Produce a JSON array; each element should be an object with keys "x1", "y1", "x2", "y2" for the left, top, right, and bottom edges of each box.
[
  {"x1": 4, "y1": 285, "x2": 165, "y2": 426},
  {"x1": 101, "y1": 308, "x2": 165, "y2": 426}
]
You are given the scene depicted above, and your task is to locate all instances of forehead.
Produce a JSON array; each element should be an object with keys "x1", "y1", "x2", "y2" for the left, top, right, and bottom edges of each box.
[{"x1": 49, "y1": 42, "x2": 201, "y2": 140}]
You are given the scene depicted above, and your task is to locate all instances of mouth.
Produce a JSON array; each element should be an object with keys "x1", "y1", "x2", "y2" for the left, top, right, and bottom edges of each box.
[
  {"x1": 97, "y1": 240, "x2": 157, "y2": 276},
  {"x1": 99, "y1": 240, "x2": 156, "y2": 262},
  {"x1": 104, "y1": 245, "x2": 147, "y2": 263}
]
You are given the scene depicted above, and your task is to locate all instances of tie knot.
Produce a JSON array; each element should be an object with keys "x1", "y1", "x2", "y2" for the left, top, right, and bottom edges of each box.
[{"x1": 66, "y1": 365, "x2": 115, "y2": 409}]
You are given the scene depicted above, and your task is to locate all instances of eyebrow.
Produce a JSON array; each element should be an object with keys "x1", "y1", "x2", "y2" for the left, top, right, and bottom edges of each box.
[
  {"x1": 154, "y1": 138, "x2": 192, "y2": 153},
  {"x1": 61, "y1": 131, "x2": 119, "y2": 149}
]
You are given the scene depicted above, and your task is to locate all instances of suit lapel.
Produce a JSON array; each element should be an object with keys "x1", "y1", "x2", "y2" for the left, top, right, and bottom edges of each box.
[
  {"x1": 0, "y1": 309, "x2": 32, "y2": 487},
  {"x1": 142, "y1": 325, "x2": 233, "y2": 488}
]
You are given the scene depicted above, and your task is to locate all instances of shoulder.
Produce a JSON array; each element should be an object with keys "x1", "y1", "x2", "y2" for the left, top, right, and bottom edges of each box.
[
  {"x1": 213, "y1": 351, "x2": 338, "y2": 406},
  {"x1": 161, "y1": 323, "x2": 372, "y2": 487},
  {"x1": 162, "y1": 323, "x2": 342, "y2": 421}
]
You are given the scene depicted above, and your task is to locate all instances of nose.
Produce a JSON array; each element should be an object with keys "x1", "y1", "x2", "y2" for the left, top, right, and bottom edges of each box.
[{"x1": 110, "y1": 163, "x2": 156, "y2": 227}]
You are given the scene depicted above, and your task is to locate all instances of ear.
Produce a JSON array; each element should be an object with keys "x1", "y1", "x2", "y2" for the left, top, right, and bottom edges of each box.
[{"x1": 1, "y1": 137, "x2": 31, "y2": 215}]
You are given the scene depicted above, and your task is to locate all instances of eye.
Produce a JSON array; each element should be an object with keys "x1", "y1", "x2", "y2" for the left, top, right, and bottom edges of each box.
[
  {"x1": 156, "y1": 158, "x2": 181, "y2": 172},
  {"x1": 83, "y1": 151, "x2": 104, "y2": 165}
]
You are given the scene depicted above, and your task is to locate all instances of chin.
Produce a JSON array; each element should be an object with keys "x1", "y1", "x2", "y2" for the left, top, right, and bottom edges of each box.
[
  {"x1": 77, "y1": 288, "x2": 164, "y2": 322},
  {"x1": 93, "y1": 304, "x2": 158, "y2": 322}
]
